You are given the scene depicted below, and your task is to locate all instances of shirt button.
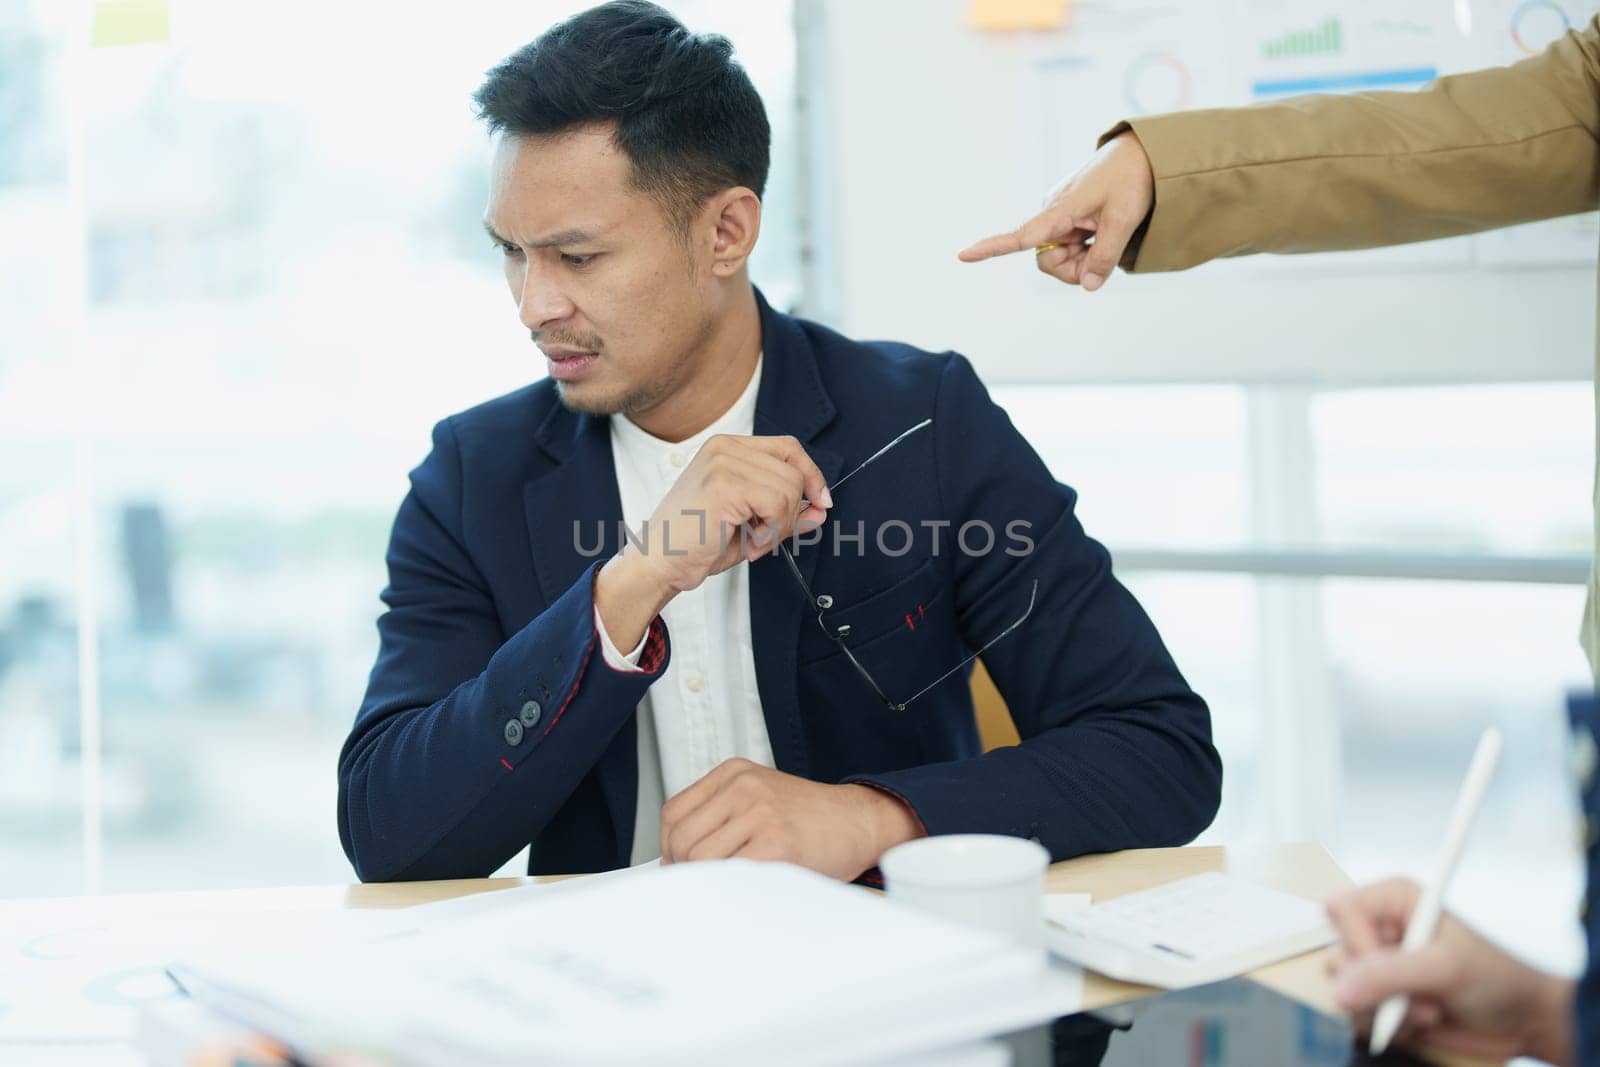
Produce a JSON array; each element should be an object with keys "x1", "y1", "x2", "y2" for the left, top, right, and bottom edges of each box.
[
  {"x1": 669, "y1": 451, "x2": 687, "y2": 468},
  {"x1": 520, "y1": 700, "x2": 543, "y2": 728},
  {"x1": 684, "y1": 671, "x2": 705, "y2": 693},
  {"x1": 504, "y1": 719, "x2": 525, "y2": 746}
]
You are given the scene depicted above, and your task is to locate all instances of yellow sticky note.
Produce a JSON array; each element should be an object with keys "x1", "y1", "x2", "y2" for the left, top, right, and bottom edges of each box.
[
  {"x1": 968, "y1": 0, "x2": 1069, "y2": 32},
  {"x1": 91, "y1": 0, "x2": 170, "y2": 48}
]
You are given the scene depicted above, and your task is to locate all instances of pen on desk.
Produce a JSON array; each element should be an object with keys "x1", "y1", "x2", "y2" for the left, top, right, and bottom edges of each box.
[{"x1": 1368, "y1": 726, "x2": 1504, "y2": 1056}]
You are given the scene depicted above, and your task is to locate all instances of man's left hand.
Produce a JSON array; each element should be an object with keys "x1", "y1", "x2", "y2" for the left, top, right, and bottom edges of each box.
[{"x1": 659, "y1": 759, "x2": 923, "y2": 881}]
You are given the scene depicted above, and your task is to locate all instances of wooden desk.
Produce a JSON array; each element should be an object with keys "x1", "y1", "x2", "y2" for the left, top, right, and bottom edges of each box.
[{"x1": 4, "y1": 843, "x2": 1477, "y2": 1065}]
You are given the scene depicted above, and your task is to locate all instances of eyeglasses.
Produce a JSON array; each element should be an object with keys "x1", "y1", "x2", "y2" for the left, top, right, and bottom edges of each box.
[{"x1": 777, "y1": 419, "x2": 1039, "y2": 712}]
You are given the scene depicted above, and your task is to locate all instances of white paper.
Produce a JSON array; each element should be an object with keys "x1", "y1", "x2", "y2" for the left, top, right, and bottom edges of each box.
[
  {"x1": 1043, "y1": 891, "x2": 1092, "y2": 925},
  {"x1": 396, "y1": 858, "x2": 661, "y2": 924},
  {"x1": 0, "y1": 897, "x2": 406, "y2": 1044},
  {"x1": 174, "y1": 860, "x2": 1084, "y2": 1067}
]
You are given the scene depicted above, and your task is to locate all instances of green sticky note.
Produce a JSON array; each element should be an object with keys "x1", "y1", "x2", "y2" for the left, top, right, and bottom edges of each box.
[{"x1": 91, "y1": 0, "x2": 170, "y2": 48}]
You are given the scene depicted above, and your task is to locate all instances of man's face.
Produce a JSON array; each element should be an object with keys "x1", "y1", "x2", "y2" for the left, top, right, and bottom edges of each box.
[{"x1": 484, "y1": 125, "x2": 714, "y2": 417}]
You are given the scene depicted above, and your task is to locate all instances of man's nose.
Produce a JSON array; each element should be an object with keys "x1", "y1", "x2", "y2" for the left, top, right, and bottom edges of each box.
[{"x1": 518, "y1": 263, "x2": 576, "y2": 331}]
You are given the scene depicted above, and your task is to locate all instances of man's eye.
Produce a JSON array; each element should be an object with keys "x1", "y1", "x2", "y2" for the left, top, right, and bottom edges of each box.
[
  {"x1": 561, "y1": 253, "x2": 595, "y2": 268},
  {"x1": 496, "y1": 241, "x2": 523, "y2": 257}
]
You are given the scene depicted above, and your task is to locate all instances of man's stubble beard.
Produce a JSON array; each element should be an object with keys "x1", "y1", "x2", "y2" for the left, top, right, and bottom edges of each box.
[
  {"x1": 554, "y1": 342, "x2": 699, "y2": 420},
  {"x1": 553, "y1": 301, "x2": 717, "y2": 419}
]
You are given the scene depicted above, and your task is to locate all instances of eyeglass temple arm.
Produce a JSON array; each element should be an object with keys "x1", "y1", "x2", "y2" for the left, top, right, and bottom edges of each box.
[
  {"x1": 893, "y1": 578, "x2": 1041, "y2": 711},
  {"x1": 777, "y1": 541, "x2": 815, "y2": 601},
  {"x1": 793, "y1": 418, "x2": 934, "y2": 517},
  {"x1": 837, "y1": 641, "x2": 900, "y2": 710}
]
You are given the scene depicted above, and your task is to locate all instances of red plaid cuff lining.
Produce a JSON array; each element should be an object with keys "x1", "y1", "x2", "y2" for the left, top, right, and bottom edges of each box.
[
  {"x1": 590, "y1": 560, "x2": 668, "y2": 676},
  {"x1": 593, "y1": 608, "x2": 667, "y2": 676},
  {"x1": 636, "y1": 616, "x2": 668, "y2": 673}
]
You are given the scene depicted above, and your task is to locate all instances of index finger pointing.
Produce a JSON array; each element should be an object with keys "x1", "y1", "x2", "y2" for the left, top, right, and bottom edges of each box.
[{"x1": 958, "y1": 210, "x2": 1055, "y2": 263}]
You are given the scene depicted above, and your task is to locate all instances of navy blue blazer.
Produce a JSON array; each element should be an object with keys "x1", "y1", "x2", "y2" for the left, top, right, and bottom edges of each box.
[
  {"x1": 1573, "y1": 693, "x2": 1600, "y2": 1066},
  {"x1": 338, "y1": 291, "x2": 1222, "y2": 882}
]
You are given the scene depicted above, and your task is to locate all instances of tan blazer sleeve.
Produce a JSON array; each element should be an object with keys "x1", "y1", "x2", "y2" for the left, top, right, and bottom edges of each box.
[{"x1": 1102, "y1": 16, "x2": 1600, "y2": 273}]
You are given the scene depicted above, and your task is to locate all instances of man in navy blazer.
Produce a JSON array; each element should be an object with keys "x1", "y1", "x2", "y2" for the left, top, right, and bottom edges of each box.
[{"x1": 337, "y1": 1, "x2": 1221, "y2": 883}]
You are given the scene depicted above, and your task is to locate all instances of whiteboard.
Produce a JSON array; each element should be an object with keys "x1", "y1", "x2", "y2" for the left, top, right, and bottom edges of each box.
[{"x1": 795, "y1": 0, "x2": 1598, "y2": 385}]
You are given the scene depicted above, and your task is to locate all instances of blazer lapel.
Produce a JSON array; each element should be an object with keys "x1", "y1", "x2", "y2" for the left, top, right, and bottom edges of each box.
[
  {"x1": 749, "y1": 292, "x2": 841, "y2": 781},
  {"x1": 525, "y1": 404, "x2": 624, "y2": 606}
]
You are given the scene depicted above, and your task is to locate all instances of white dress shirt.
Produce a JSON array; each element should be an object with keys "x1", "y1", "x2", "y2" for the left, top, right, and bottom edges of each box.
[{"x1": 594, "y1": 355, "x2": 776, "y2": 864}]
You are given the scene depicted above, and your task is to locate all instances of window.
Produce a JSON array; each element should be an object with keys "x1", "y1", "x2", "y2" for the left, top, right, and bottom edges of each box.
[
  {"x1": 1002, "y1": 382, "x2": 1593, "y2": 973},
  {"x1": 1313, "y1": 383, "x2": 1593, "y2": 557},
  {"x1": 0, "y1": 0, "x2": 801, "y2": 896}
]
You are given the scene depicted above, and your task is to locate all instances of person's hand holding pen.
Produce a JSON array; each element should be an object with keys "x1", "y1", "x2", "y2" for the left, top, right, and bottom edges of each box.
[
  {"x1": 1323, "y1": 877, "x2": 1576, "y2": 1065},
  {"x1": 958, "y1": 130, "x2": 1155, "y2": 292}
]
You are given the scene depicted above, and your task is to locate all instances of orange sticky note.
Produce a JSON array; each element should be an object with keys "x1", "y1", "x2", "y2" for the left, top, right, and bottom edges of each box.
[{"x1": 968, "y1": 0, "x2": 1069, "y2": 31}]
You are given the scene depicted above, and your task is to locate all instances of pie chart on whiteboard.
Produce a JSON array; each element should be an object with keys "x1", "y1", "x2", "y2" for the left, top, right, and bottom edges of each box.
[
  {"x1": 1124, "y1": 51, "x2": 1193, "y2": 114},
  {"x1": 1510, "y1": 0, "x2": 1573, "y2": 54}
]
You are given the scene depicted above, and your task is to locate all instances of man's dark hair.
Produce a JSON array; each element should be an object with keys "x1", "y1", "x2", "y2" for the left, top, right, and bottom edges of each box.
[{"x1": 473, "y1": 1, "x2": 770, "y2": 231}]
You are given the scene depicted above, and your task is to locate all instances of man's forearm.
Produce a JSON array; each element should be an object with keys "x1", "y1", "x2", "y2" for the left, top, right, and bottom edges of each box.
[
  {"x1": 847, "y1": 784, "x2": 925, "y2": 863},
  {"x1": 1110, "y1": 22, "x2": 1600, "y2": 273},
  {"x1": 595, "y1": 551, "x2": 675, "y2": 651}
]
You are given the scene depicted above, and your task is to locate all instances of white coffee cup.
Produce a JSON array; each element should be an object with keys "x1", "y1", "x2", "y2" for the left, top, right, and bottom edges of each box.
[{"x1": 879, "y1": 833, "x2": 1051, "y2": 948}]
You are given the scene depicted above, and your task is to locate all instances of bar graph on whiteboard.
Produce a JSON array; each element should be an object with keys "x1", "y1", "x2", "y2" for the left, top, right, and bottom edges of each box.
[{"x1": 1239, "y1": 2, "x2": 1463, "y2": 101}]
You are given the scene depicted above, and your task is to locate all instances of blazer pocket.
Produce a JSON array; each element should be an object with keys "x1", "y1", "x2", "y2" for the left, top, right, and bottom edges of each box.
[{"x1": 796, "y1": 558, "x2": 945, "y2": 668}]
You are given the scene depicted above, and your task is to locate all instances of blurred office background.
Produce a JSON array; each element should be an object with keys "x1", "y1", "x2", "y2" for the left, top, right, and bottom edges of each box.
[{"x1": 1, "y1": 0, "x2": 1592, "y2": 978}]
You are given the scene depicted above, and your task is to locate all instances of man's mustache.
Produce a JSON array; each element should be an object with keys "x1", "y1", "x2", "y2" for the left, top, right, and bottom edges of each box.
[{"x1": 532, "y1": 331, "x2": 604, "y2": 352}]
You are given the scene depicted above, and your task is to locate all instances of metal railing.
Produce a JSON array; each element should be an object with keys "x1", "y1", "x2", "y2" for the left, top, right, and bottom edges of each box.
[{"x1": 1112, "y1": 547, "x2": 1590, "y2": 585}]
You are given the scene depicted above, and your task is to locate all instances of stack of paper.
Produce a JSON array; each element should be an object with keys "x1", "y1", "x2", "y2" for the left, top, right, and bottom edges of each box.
[{"x1": 170, "y1": 860, "x2": 1083, "y2": 1066}]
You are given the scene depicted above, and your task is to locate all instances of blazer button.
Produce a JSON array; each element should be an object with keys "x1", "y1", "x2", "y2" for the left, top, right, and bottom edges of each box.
[
  {"x1": 520, "y1": 700, "x2": 543, "y2": 728},
  {"x1": 504, "y1": 719, "x2": 525, "y2": 746}
]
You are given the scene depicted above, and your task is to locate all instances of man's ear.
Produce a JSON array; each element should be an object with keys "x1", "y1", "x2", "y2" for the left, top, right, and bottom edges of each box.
[{"x1": 705, "y1": 187, "x2": 762, "y2": 277}]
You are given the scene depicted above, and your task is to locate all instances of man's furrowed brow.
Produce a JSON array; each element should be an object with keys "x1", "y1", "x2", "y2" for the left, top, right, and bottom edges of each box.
[
  {"x1": 481, "y1": 220, "x2": 605, "y2": 248},
  {"x1": 528, "y1": 226, "x2": 605, "y2": 249}
]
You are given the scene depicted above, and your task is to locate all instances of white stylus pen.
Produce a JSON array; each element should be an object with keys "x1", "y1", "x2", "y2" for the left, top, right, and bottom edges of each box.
[{"x1": 1369, "y1": 726, "x2": 1504, "y2": 1055}]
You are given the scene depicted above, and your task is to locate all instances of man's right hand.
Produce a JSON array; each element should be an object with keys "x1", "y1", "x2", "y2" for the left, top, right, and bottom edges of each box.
[
  {"x1": 594, "y1": 434, "x2": 831, "y2": 650},
  {"x1": 958, "y1": 130, "x2": 1155, "y2": 292},
  {"x1": 1324, "y1": 877, "x2": 1576, "y2": 1065}
]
